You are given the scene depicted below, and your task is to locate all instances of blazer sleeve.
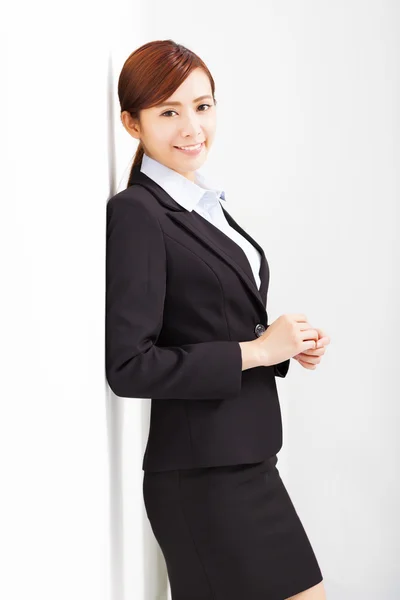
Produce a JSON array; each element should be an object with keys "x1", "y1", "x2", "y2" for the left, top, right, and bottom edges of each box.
[
  {"x1": 273, "y1": 359, "x2": 290, "y2": 378},
  {"x1": 105, "y1": 195, "x2": 243, "y2": 400}
]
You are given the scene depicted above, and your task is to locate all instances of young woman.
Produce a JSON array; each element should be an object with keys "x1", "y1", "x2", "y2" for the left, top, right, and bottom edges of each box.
[{"x1": 106, "y1": 39, "x2": 330, "y2": 600}]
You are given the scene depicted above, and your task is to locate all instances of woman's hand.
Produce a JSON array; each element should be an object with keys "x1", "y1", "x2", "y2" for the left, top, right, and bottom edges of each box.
[
  {"x1": 293, "y1": 328, "x2": 330, "y2": 370},
  {"x1": 257, "y1": 314, "x2": 319, "y2": 367}
]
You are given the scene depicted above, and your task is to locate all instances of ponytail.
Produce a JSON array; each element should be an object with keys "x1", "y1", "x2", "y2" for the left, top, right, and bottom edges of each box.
[{"x1": 127, "y1": 142, "x2": 144, "y2": 187}]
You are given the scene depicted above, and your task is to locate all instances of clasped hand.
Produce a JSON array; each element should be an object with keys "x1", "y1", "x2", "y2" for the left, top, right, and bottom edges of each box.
[{"x1": 293, "y1": 328, "x2": 330, "y2": 370}]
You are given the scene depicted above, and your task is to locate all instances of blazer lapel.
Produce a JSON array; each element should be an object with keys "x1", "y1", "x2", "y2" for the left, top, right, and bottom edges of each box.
[
  {"x1": 220, "y1": 204, "x2": 269, "y2": 307},
  {"x1": 166, "y1": 210, "x2": 268, "y2": 314},
  {"x1": 127, "y1": 164, "x2": 268, "y2": 316}
]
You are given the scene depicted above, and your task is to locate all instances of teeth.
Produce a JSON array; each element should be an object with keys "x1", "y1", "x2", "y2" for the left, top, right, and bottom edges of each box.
[{"x1": 176, "y1": 143, "x2": 203, "y2": 150}]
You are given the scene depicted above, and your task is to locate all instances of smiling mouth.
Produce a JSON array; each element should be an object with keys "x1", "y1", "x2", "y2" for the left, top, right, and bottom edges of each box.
[{"x1": 173, "y1": 142, "x2": 205, "y2": 152}]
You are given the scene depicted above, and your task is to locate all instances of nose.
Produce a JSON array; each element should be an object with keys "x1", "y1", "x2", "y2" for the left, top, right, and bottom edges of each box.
[{"x1": 180, "y1": 112, "x2": 202, "y2": 137}]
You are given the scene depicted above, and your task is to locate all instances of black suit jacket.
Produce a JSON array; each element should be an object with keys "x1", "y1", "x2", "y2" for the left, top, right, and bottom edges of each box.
[{"x1": 105, "y1": 162, "x2": 290, "y2": 472}]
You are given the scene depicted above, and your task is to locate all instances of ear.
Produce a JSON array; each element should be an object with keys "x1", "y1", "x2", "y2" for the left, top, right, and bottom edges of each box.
[{"x1": 121, "y1": 110, "x2": 141, "y2": 141}]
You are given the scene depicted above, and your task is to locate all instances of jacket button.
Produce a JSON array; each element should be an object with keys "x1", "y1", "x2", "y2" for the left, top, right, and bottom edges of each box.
[{"x1": 254, "y1": 323, "x2": 266, "y2": 337}]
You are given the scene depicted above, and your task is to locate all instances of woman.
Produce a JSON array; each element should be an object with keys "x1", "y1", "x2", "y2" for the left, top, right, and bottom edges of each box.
[{"x1": 106, "y1": 39, "x2": 330, "y2": 600}]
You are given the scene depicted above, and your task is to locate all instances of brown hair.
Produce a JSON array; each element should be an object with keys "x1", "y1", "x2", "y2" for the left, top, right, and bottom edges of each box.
[{"x1": 118, "y1": 39, "x2": 217, "y2": 188}]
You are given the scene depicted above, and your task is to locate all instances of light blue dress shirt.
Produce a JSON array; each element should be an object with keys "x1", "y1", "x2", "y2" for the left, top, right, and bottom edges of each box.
[{"x1": 140, "y1": 152, "x2": 262, "y2": 290}]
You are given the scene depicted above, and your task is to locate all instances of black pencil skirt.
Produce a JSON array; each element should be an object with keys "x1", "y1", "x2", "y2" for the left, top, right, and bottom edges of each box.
[{"x1": 142, "y1": 454, "x2": 323, "y2": 600}]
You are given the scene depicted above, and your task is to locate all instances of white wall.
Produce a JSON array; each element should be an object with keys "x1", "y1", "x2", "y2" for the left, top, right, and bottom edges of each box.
[
  {"x1": 2, "y1": 1, "x2": 112, "y2": 599},
  {"x1": 2, "y1": 1, "x2": 398, "y2": 599}
]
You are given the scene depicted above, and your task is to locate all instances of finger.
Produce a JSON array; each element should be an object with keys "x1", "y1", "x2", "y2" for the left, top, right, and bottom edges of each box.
[
  {"x1": 298, "y1": 358, "x2": 317, "y2": 370},
  {"x1": 297, "y1": 355, "x2": 321, "y2": 365},
  {"x1": 301, "y1": 347, "x2": 325, "y2": 357},
  {"x1": 316, "y1": 336, "x2": 330, "y2": 348},
  {"x1": 317, "y1": 329, "x2": 330, "y2": 340}
]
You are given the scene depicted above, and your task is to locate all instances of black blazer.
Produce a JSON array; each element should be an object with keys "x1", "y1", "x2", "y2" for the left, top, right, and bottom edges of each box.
[{"x1": 105, "y1": 161, "x2": 290, "y2": 472}]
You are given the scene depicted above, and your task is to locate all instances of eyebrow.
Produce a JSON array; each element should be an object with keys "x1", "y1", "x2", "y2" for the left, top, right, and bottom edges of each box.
[{"x1": 156, "y1": 95, "x2": 213, "y2": 108}]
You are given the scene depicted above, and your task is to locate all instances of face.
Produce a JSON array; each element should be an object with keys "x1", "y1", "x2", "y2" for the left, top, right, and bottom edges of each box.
[{"x1": 121, "y1": 68, "x2": 216, "y2": 182}]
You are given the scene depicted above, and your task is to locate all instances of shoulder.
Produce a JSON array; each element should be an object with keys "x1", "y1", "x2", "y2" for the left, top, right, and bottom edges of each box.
[
  {"x1": 107, "y1": 185, "x2": 161, "y2": 221},
  {"x1": 106, "y1": 185, "x2": 164, "y2": 239},
  {"x1": 108, "y1": 184, "x2": 152, "y2": 210}
]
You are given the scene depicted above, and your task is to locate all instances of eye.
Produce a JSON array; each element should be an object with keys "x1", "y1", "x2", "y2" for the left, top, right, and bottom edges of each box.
[{"x1": 161, "y1": 104, "x2": 212, "y2": 117}]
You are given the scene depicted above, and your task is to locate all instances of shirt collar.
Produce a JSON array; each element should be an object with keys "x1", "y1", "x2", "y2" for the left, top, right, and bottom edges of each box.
[{"x1": 140, "y1": 152, "x2": 226, "y2": 212}]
